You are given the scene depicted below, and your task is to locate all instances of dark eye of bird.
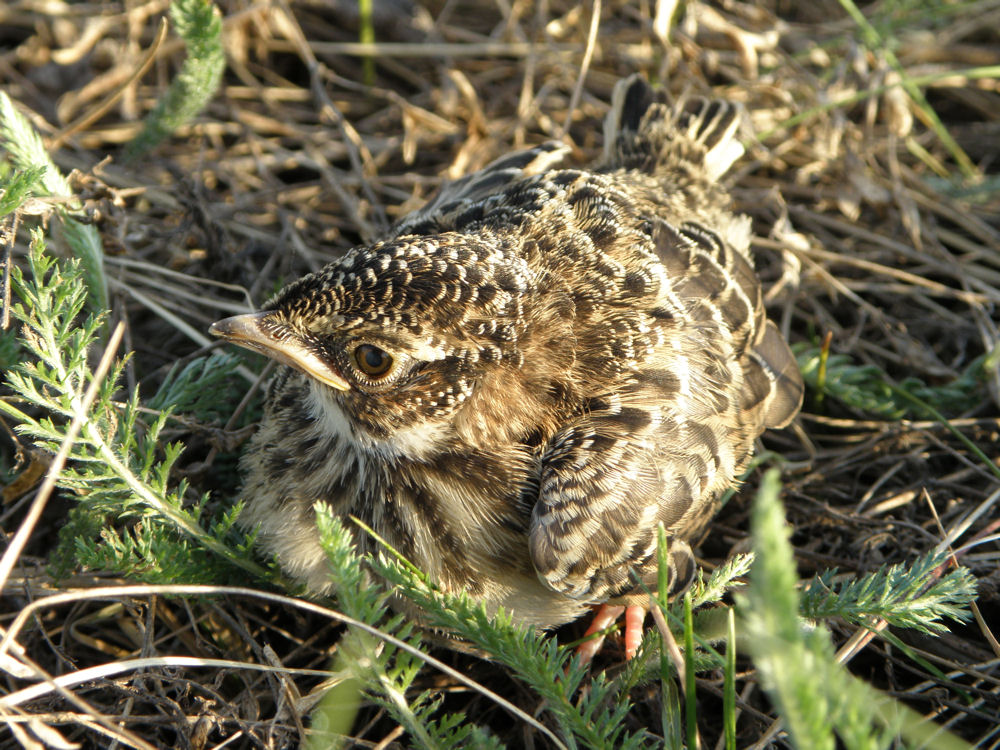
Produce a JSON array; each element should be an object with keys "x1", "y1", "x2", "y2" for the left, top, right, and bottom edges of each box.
[{"x1": 353, "y1": 344, "x2": 394, "y2": 378}]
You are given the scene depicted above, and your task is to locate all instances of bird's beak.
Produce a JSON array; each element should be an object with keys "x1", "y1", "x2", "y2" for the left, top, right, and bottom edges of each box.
[{"x1": 209, "y1": 312, "x2": 351, "y2": 391}]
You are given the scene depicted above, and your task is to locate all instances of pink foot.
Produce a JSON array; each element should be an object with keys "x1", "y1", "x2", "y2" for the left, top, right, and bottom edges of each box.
[
  {"x1": 574, "y1": 603, "x2": 648, "y2": 662},
  {"x1": 623, "y1": 604, "x2": 646, "y2": 659},
  {"x1": 576, "y1": 604, "x2": 624, "y2": 663}
]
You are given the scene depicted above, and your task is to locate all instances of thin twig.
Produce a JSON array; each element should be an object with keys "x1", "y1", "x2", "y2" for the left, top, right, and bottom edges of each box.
[
  {"x1": 560, "y1": 0, "x2": 601, "y2": 140},
  {"x1": 48, "y1": 19, "x2": 169, "y2": 150}
]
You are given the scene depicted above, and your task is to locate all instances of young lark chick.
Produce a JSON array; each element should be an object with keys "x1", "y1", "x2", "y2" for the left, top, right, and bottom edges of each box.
[{"x1": 211, "y1": 76, "x2": 803, "y2": 659}]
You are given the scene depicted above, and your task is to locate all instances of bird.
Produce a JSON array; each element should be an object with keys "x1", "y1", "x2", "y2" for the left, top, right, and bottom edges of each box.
[{"x1": 210, "y1": 75, "x2": 803, "y2": 660}]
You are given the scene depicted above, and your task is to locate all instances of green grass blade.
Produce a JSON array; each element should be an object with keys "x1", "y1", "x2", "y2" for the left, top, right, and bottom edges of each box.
[
  {"x1": 683, "y1": 593, "x2": 698, "y2": 750},
  {"x1": 724, "y1": 607, "x2": 736, "y2": 750},
  {"x1": 836, "y1": 0, "x2": 976, "y2": 178}
]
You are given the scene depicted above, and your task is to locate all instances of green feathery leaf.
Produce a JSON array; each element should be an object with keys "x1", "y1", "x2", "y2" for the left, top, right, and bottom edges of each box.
[
  {"x1": 310, "y1": 508, "x2": 502, "y2": 750},
  {"x1": 125, "y1": 0, "x2": 225, "y2": 159},
  {"x1": 797, "y1": 343, "x2": 997, "y2": 420},
  {"x1": 147, "y1": 351, "x2": 246, "y2": 422},
  {"x1": 800, "y1": 550, "x2": 976, "y2": 633},
  {"x1": 369, "y1": 543, "x2": 654, "y2": 750},
  {"x1": 740, "y1": 469, "x2": 975, "y2": 750},
  {"x1": 1, "y1": 231, "x2": 268, "y2": 588},
  {"x1": 0, "y1": 163, "x2": 46, "y2": 217}
]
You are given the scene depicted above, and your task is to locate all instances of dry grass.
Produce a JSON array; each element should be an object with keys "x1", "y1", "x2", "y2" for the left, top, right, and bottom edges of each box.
[{"x1": 1, "y1": 0, "x2": 999, "y2": 747}]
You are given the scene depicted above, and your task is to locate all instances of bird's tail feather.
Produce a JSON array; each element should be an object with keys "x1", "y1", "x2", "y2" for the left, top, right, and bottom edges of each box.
[{"x1": 604, "y1": 75, "x2": 746, "y2": 181}]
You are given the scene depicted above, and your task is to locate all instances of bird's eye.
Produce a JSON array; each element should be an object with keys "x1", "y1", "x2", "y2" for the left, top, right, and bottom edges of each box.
[{"x1": 352, "y1": 344, "x2": 394, "y2": 379}]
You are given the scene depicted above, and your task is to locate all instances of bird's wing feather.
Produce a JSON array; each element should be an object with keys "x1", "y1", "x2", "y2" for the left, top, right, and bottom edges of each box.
[
  {"x1": 391, "y1": 141, "x2": 570, "y2": 237},
  {"x1": 529, "y1": 404, "x2": 709, "y2": 602},
  {"x1": 743, "y1": 320, "x2": 804, "y2": 429},
  {"x1": 654, "y1": 220, "x2": 803, "y2": 429}
]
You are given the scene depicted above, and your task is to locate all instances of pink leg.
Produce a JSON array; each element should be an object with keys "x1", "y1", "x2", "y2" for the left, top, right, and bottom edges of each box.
[
  {"x1": 575, "y1": 604, "x2": 624, "y2": 663},
  {"x1": 623, "y1": 604, "x2": 647, "y2": 659}
]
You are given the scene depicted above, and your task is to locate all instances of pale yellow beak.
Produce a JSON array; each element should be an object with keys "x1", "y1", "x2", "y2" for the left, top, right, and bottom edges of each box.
[{"x1": 209, "y1": 312, "x2": 350, "y2": 391}]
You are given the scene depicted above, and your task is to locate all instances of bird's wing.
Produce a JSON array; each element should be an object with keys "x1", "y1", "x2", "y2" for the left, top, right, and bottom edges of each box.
[
  {"x1": 390, "y1": 141, "x2": 570, "y2": 237},
  {"x1": 652, "y1": 220, "x2": 804, "y2": 431},
  {"x1": 528, "y1": 402, "x2": 709, "y2": 602},
  {"x1": 528, "y1": 219, "x2": 802, "y2": 603}
]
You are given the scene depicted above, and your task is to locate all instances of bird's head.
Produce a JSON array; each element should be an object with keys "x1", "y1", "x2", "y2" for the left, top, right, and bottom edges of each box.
[{"x1": 210, "y1": 233, "x2": 576, "y2": 451}]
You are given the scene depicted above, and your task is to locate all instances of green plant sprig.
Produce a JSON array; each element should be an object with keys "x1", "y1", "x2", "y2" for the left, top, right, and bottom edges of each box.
[
  {"x1": 0, "y1": 233, "x2": 272, "y2": 586},
  {"x1": 740, "y1": 469, "x2": 975, "y2": 750},
  {"x1": 125, "y1": 0, "x2": 225, "y2": 160},
  {"x1": 797, "y1": 344, "x2": 997, "y2": 420}
]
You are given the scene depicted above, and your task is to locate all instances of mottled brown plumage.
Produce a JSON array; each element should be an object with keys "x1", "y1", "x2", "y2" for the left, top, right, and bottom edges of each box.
[{"x1": 211, "y1": 76, "x2": 803, "y2": 641}]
